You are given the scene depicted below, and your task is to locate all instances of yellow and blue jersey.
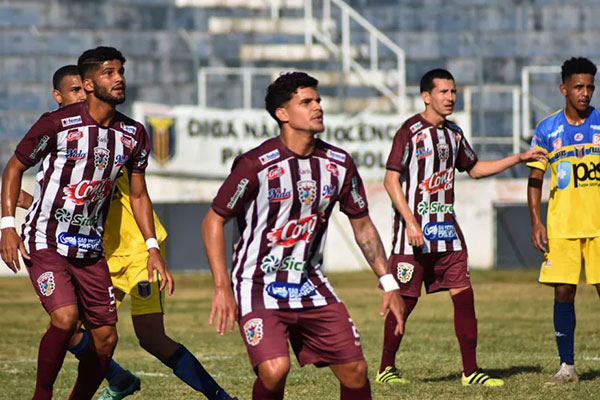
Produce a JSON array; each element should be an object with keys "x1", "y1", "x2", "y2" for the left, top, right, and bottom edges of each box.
[{"x1": 528, "y1": 107, "x2": 600, "y2": 239}]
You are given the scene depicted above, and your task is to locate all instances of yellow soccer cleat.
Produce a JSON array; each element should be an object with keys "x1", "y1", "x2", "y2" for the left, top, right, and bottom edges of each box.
[
  {"x1": 461, "y1": 370, "x2": 504, "y2": 387},
  {"x1": 375, "y1": 366, "x2": 410, "y2": 384}
]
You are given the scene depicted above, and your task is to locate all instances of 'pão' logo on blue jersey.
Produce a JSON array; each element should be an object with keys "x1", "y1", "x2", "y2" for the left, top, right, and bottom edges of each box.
[
  {"x1": 556, "y1": 161, "x2": 571, "y2": 190},
  {"x1": 266, "y1": 279, "x2": 316, "y2": 299},
  {"x1": 57, "y1": 232, "x2": 103, "y2": 251},
  {"x1": 423, "y1": 222, "x2": 457, "y2": 241}
]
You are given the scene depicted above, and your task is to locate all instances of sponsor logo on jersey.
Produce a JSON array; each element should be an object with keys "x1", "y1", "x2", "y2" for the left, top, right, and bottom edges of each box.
[
  {"x1": 554, "y1": 149, "x2": 568, "y2": 160},
  {"x1": 243, "y1": 318, "x2": 263, "y2": 346},
  {"x1": 266, "y1": 279, "x2": 317, "y2": 299},
  {"x1": 260, "y1": 255, "x2": 306, "y2": 274},
  {"x1": 575, "y1": 144, "x2": 585, "y2": 159},
  {"x1": 574, "y1": 133, "x2": 584, "y2": 142},
  {"x1": 57, "y1": 232, "x2": 103, "y2": 251},
  {"x1": 66, "y1": 129, "x2": 84, "y2": 141},
  {"x1": 93, "y1": 146, "x2": 110, "y2": 170},
  {"x1": 120, "y1": 122, "x2": 137, "y2": 134},
  {"x1": 437, "y1": 143, "x2": 450, "y2": 162},
  {"x1": 30, "y1": 135, "x2": 50, "y2": 160},
  {"x1": 351, "y1": 177, "x2": 365, "y2": 208},
  {"x1": 268, "y1": 187, "x2": 291, "y2": 202},
  {"x1": 66, "y1": 148, "x2": 86, "y2": 161},
  {"x1": 137, "y1": 281, "x2": 152, "y2": 299},
  {"x1": 590, "y1": 146, "x2": 600, "y2": 155},
  {"x1": 37, "y1": 272, "x2": 56, "y2": 297},
  {"x1": 409, "y1": 121, "x2": 423, "y2": 133},
  {"x1": 423, "y1": 222, "x2": 458, "y2": 241},
  {"x1": 573, "y1": 160, "x2": 600, "y2": 188},
  {"x1": 259, "y1": 149, "x2": 280, "y2": 165},
  {"x1": 325, "y1": 162, "x2": 339, "y2": 176},
  {"x1": 396, "y1": 262, "x2": 414, "y2": 283},
  {"x1": 556, "y1": 161, "x2": 571, "y2": 189},
  {"x1": 401, "y1": 142, "x2": 410, "y2": 165},
  {"x1": 227, "y1": 178, "x2": 249, "y2": 209},
  {"x1": 267, "y1": 214, "x2": 320, "y2": 247},
  {"x1": 61, "y1": 115, "x2": 82, "y2": 127},
  {"x1": 62, "y1": 178, "x2": 113, "y2": 205},
  {"x1": 419, "y1": 168, "x2": 454, "y2": 194},
  {"x1": 266, "y1": 166, "x2": 285, "y2": 180},
  {"x1": 548, "y1": 124, "x2": 564, "y2": 138},
  {"x1": 594, "y1": 134, "x2": 600, "y2": 145},
  {"x1": 416, "y1": 147, "x2": 433, "y2": 160},
  {"x1": 120, "y1": 135, "x2": 134, "y2": 149},
  {"x1": 417, "y1": 200, "x2": 454, "y2": 216},
  {"x1": 552, "y1": 138, "x2": 562, "y2": 151},
  {"x1": 114, "y1": 154, "x2": 128, "y2": 167},
  {"x1": 297, "y1": 180, "x2": 317, "y2": 205},
  {"x1": 415, "y1": 131, "x2": 428, "y2": 143},
  {"x1": 591, "y1": 125, "x2": 600, "y2": 130},
  {"x1": 326, "y1": 149, "x2": 346, "y2": 162},
  {"x1": 136, "y1": 149, "x2": 148, "y2": 168},
  {"x1": 462, "y1": 139, "x2": 475, "y2": 161},
  {"x1": 54, "y1": 208, "x2": 98, "y2": 227},
  {"x1": 321, "y1": 184, "x2": 336, "y2": 199}
]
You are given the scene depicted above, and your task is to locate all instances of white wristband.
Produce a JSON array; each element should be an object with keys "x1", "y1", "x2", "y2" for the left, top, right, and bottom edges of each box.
[
  {"x1": 145, "y1": 238, "x2": 159, "y2": 251},
  {"x1": 379, "y1": 273, "x2": 400, "y2": 292},
  {"x1": 0, "y1": 216, "x2": 16, "y2": 229}
]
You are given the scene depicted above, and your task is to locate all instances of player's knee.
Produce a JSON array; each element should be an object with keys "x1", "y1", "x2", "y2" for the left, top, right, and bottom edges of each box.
[
  {"x1": 92, "y1": 327, "x2": 118, "y2": 355},
  {"x1": 258, "y1": 358, "x2": 290, "y2": 387},
  {"x1": 346, "y1": 360, "x2": 368, "y2": 382},
  {"x1": 555, "y1": 284, "x2": 576, "y2": 302},
  {"x1": 50, "y1": 308, "x2": 79, "y2": 331}
]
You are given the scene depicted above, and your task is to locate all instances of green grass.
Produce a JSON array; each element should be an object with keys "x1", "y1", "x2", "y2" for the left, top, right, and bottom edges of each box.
[{"x1": 1, "y1": 269, "x2": 599, "y2": 399}]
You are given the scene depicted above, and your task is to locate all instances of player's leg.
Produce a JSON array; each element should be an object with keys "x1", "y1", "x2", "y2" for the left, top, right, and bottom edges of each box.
[
  {"x1": 330, "y1": 360, "x2": 371, "y2": 399},
  {"x1": 377, "y1": 255, "x2": 422, "y2": 383},
  {"x1": 255, "y1": 357, "x2": 290, "y2": 400}
]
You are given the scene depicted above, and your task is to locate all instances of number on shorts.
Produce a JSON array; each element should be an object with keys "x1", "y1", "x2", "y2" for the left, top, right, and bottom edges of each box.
[
  {"x1": 348, "y1": 317, "x2": 360, "y2": 339},
  {"x1": 108, "y1": 285, "x2": 116, "y2": 305}
]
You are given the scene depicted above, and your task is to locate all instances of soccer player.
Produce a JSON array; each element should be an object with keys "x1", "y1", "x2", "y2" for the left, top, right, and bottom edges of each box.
[
  {"x1": 16, "y1": 65, "x2": 237, "y2": 400},
  {"x1": 376, "y1": 68, "x2": 547, "y2": 387},
  {"x1": 0, "y1": 46, "x2": 173, "y2": 399},
  {"x1": 527, "y1": 57, "x2": 600, "y2": 385},
  {"x1": 202, "y1": 72, "x2": 405, "y2": 400}
]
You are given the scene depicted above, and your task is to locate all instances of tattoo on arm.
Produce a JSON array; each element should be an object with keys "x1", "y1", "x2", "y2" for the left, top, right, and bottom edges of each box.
[{"x1": 357, "y1": 236, "x2": 383, "y2": 265}]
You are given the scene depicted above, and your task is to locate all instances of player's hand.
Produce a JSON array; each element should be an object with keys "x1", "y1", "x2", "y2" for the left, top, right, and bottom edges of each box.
[
  {"x1": 520, "y1": 148, "x2": 548, "y2": 163},
  {"x1": 531, "y1": 221, "x2": 547, "y2": 252},
  {"x1": 0, "y1": 227, "x2": 29, "y2": 273},
  {"x1": 380, "y1": 290, "x2": 405, "y2": 336},
  {"x1": 146, "y1": 248, "x2": 174, "y2": 295},
  {"x1": 17, "y1": 190, "x2": 33, "y2": 209},
  {"x1": 209, "y1": 286, "x2": 237, "y2": 336},
  {"x1": 406, "y1": 222, "x2": 423, "y2": 247}
]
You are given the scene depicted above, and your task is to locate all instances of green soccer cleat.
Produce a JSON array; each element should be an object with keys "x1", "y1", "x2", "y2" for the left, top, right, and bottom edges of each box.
[
  {"x1": 98, "y1": 375, "x2": 141, "y2": 400},
  {"x1": 375, "y1": 366, "x2": 410, "y2": 384},
  {"x1": 462, "y1": 370, "x2": 504, "y2": 387}
]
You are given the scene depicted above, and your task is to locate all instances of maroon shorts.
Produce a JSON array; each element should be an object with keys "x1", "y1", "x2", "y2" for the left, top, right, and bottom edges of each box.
[
  {"x1": 25, "y1": 249, "x2": 117, "y2": 326},
  {"x1": 239, "y1": 302, "x2": 364, "y2": 370},
  {"x1": 389, "y1": 250, "x2": 471, "y2": 298}
]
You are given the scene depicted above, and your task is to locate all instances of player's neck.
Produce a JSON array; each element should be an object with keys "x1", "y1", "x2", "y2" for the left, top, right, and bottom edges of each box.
[
  {"x1": 420, "y1": 110, "x2": 446, "y2": 128},
  {"x1": 279, "y1": 128, "x2": 315, "y2": 156},
  {"x1": 563, "y1": 106, "x2": 591, "y2": 126},
  {"x1": 86, "y1": 97, "x2": 117, "y2": 127}
]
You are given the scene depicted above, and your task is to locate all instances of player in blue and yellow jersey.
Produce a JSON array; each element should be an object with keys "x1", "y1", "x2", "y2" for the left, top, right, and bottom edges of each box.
[{"x1": 527, "y1": 57, "x2": 600, "y2": 385}]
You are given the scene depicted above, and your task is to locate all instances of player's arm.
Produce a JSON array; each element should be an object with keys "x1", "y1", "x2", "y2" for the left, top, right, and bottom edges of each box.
[
  {"x1": 17, "y1": 190, "x2": 33, "y2": 209},
  {"x1": 527, "y1": 167, "x2": 547, "y2": 252},
  {"x1": 348, "y1": 215, "x2": 405, "y2": 335},
  {"x1": 384, "y1": 169, "x2": 423, "y2": 247},
  {"x1": 467, "y1": 148, "x2": 547, "y2": 179},
  {"x1": 0, "y1": 156, "x2": 31, "y2": 272},
  {"x1": 129, "y1": 171, "x2": 174, "y2": 295},
  {"x1": 202, "y1": 208, "x2": 237, "y2": 336}
]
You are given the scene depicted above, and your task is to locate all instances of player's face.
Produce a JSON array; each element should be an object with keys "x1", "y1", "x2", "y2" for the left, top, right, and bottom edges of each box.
[
  {"x1": 53, "y1": 75, "x2": 86, "y2": 107},
  {"x1": 422, "y1": 78, "x2": 456, "y2": 118},
  {"x1": 89, "y1": 59, "x2": 126, "y2": 105},
  {"x1": 276, "y1": 86, "x2": 324, "y2": 135},
  {"x1": 561, "y1": 73, "x2": 595, "y2": 114}
]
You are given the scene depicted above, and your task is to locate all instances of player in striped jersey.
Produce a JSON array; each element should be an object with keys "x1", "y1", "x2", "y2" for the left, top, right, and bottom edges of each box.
[
  {"x1": 202, "y1": 72, "x2": 405, "y2": 400},
  {"x1": 376, "y1": 69, "x2": 546, "y2": 387}
]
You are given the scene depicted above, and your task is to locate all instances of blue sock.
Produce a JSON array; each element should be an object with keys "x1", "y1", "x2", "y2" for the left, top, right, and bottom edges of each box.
[
  {"x1": 554, "y1": 300, "x2": 576, "y2": 365},
  {"x1": 68, "y1": 329, "x2": 128, "y2": 384},
  {"x1": 164, "y1": 344, "x2": 225, "y2": 399}
]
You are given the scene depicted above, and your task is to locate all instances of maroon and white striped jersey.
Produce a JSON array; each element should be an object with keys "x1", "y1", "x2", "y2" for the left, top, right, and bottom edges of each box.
[
  {"x1": 15, "y1": 102, "x2": 150, "y2": 258},
  {"x1": 212, "y1": 137, "x2": 369, "y2": 316},
  {"x1": 386, "y1": 114, "x2": 478, "y2": 255}
]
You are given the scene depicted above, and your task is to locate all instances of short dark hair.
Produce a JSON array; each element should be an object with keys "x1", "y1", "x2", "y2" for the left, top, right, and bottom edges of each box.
[
  {"x1": 420, "y1": 69, "x2": 455, "y2": 93},
  {"x1": 265, "y1": 72, "x2": 319, "y2": 125},
  {"x1": 561, "y1": 57, "x2": 597, "y2": 82},
  {"x1": 52, "y1": 65, "x2": 80, "y2": 90},
  {"x1": 77, "y1": 46, "x2": 126, "y2": 79}
]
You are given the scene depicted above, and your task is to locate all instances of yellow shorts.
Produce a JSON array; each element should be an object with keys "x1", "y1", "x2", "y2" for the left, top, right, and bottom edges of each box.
[
  {"x1": 108, "y1": 247, "x2": 166, "y2": 316},
  {"x1": 539, "y1": 237, "x2": 600, "y2": 285}
]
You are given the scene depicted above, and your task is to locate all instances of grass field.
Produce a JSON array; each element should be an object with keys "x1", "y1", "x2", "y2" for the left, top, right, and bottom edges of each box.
[{"x1": 1, "y1": 269, "x2": 599, "y2": 399}]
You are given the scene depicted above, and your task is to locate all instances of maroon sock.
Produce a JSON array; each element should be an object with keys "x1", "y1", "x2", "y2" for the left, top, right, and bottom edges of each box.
[
  {"x1": 340, "y1": 381, "x2": 371, "y2": 400},
  {"x1": 68, "y1": 346, "x2": 112, "y2": 400},
  {"x1": 252, "y1": 377, "x2": 284, "y2": 400},
  {"x1": 33, "y1": 324, "x2": 76, "y2": 400},
  {"x1": 378, "y1": 296, "x2": 418, "y2": 373},
  {"x1": 452, "y1": 287, "x2": 478, "y2": 376}
]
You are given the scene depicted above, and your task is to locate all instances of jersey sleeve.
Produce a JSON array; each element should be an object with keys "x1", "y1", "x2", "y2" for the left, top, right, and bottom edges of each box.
[
  {"x1": 455, "y1": 136, "x2": 479, "y2": 172},
  {"x1": 386, "y1": 126, "x2": 412, "y2": 173},
  {"x1": 128, "y1": 124, "x2": 151, "y2": 173},
  {"x1": 211, "y1": 155, "x2": 259, "y2": 219},
  {"x1": 527, "y1": 125, "x2": 549, "y2": 171},
  {"x1": 14, "y1": 113, "x2": 57, "y2": 167},
  {"x1": 337, "y1": 156, "x2": 369, "y2": 219}
]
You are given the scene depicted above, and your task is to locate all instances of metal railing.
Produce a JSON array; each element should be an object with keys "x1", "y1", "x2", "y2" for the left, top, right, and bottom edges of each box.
[{"x1": 521, "y1": 65, "x2": 561, "y2": 140}]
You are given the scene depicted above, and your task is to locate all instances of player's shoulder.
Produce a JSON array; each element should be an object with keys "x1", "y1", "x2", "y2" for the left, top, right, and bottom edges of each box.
[
  {"x1": 42, "y1": 102, "x2": 87, "y2": 130},
  {"x1": 236, "y1": 137, "x2": 282, "y2": 170},
  {"x1": 445, "y1": 119, "x2": 462, "y2": 133},
  {"x1": 535, "y1": 109, "x2": 563, "y2": 135},
  {"x1": 113, "y1": 111, "x2": 145, "y2": 136},
  {"x1": 314, "y1": 138, "x2": 352, "y2": 165},
  {"x1": 398, "y1": 113, "x2": 427, "y2": 135}
]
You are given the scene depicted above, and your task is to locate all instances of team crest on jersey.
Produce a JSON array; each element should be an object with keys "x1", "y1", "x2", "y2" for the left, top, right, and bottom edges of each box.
[
  {"x1": 66, "y1": 148, "x2": 86, "y2": 161},
  {"x1": 553, "y1": 138, "x2": 562, "y2": 151},
  {"x1": 574, "y1": 133, "x2": 584, "y2": 142},
  {"x1": 66, "y1": 129, "x2": 84, "y2": 141},
  {"x1": 297, "y1": 180, "x2": 317, "y2": 205},
  {"x1": 326, "y1": 149, "x2": 346, "y2": 162},
  {"x1": 575, "y1": 144, "x2": 585, "y2": 159},
  {"x1": 243, "y1": 318, "x2": 264, "y2": 346},
  {"x1": 266, "y1": 166, "x2": 285, "y2": 180},
  {"x1": 259, "y1": 149, "x2": 280, "y2": 165},
  {"x1": 396, "y1": 262, "x2": 414, "y2": 284},
  {"x1": 146, "y1": 116, "x2": 175, "y2": 166},
  {"x1": 37, "y1": 272, "x2": 56, "y2": 297},
  {"x1": 437, "y1": 143, "x2": 450, "y2": 162},
  {"x1": 325, "y1": 162, "x2": 339, "y2": 176},
  {"x1": 409, "y1": 121, "x2": 423, "y2": 133},
  {"x1": 137, "y1": 281, "x2": 152, "y2": 299},
  {"x1": 61, "y1": 115, "x2": 82, "y2": 127},
  {"x1": 94, "y1": 147, "x2": 110, "y2": 170}
]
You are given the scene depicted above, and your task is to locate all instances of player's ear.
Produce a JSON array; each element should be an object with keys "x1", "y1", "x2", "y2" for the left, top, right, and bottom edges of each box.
[
  {"x1": 82, "y1": 77, "x2": 94, "y2": 93},
  {"x1": 52, "y1": 89, "x2": 62, "y2": 107},
  {"x1": 559, "y1": 82, "x2": 567, "y2": 97},
  {"x1": 421, "y1": 90, "x2": 431, "y2": 106},
  {"x1": 275, "y1": 107, "x2": 289, "y2": 124}
]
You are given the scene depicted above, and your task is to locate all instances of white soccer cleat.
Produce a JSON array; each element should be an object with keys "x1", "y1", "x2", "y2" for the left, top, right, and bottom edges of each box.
[{"x1": 545, "y1": 362, "x2": 578, "y2": 385}]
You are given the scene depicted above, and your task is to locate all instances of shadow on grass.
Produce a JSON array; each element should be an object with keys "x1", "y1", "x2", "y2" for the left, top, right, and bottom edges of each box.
[
  {"x1": 422, "y1": 365, "x2": 543, "y2": 382},
  {"x1": 580, "y1": 369, "x2": 600, "y2": 381}
]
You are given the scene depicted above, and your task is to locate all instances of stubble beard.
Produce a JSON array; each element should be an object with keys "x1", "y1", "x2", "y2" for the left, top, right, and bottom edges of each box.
[{"x1": 94, "y1": 85, "x2": 125, "y2": 105}]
